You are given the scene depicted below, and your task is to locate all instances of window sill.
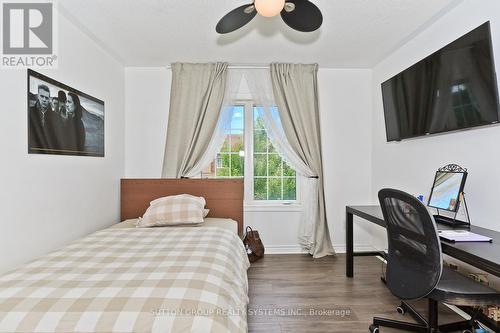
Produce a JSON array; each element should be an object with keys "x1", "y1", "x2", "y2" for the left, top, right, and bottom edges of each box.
[{"x1": 244, "y1": 203, "x2": 303, "y2": 212}]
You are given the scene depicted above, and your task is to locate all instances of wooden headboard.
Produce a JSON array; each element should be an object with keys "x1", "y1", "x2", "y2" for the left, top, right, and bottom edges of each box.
[{"x1": 120, "y1": 179, "x2": 244, "y2": 236}]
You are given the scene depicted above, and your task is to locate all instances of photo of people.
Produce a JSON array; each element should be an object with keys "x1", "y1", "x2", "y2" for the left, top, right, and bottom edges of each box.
[{"x1": 28, "y1": 70, "x2": 104, "y2": 157}]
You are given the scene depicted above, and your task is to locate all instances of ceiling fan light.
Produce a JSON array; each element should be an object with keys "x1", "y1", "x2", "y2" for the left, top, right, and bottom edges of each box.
[
  {"x1": 254, "y1": 0, "x2": 285, "y2": 18},
  {"x1": 244, "y1": 5, "x2": 255, "y2": 14},
  {"x1": 284, "y1": 2, "x2": 295, "y2": 12}
]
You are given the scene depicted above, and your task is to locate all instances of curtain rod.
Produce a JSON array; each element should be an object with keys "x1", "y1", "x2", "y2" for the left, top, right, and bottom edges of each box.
[{"x1": 166, "y1": 64, "x2": 270, "y2": 70}]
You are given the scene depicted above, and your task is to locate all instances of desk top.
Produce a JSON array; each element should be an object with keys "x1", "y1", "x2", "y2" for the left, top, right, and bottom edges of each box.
[{"x1": 347, "y1": 205, "x2": 500, "y2": 277}]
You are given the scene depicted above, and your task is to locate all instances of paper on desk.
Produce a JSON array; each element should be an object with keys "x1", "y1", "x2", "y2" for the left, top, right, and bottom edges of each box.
[{"x1": 438, "y1": 230, "x2": 492, "y2": 242}]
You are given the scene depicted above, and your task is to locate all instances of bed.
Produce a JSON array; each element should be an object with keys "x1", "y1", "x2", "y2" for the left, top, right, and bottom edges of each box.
[{"x1": 0, "y1": 179, "x2": 249, "y2": 333}]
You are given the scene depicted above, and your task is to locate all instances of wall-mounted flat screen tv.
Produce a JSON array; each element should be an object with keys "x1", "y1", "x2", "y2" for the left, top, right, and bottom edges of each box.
[{"x1": 382, "y1": 22, "x2": 500, "y2": 142}]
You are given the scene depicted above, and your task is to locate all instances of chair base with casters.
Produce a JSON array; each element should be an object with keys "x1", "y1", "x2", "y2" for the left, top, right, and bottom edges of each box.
[
  {"x1": 369, "y1": 266, "x2": 500, "y2": 332},
  {"x1": 369, "y1": 299, "x2": 482, "y2": 333},
  {"x1": 370, "y1": 266, "x2": 499, "y2": 333}
]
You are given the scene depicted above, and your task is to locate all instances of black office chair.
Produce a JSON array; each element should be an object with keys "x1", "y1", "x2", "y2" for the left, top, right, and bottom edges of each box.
[{"x1": 370, "y1": 189, "x2": 500, "y2": 333}]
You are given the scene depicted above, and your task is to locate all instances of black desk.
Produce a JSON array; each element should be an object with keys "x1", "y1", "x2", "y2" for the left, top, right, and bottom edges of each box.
[{"x1": 346, "y1": 205, "x2": 500, "y2": 278}]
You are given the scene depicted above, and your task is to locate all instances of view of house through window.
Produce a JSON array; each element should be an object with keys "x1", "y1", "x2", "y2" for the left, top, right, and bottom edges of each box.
[
  {"x1": 201, "y1": 104, "x2": 297, "y2": 201},
  {"x1": 202, "y1": 105, "x2": 245, "y2": 178}
]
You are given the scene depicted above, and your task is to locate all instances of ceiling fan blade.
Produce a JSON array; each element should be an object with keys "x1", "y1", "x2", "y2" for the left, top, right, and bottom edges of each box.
[
  {"x1": 281, "y1": 0, "x2": 323, "y2": 32},
  {"x1": 216, "y1": 4, "x2": 257, "y2": 34}
]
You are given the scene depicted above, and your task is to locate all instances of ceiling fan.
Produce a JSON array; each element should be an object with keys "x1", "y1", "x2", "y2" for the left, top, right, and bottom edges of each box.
[{"x1": 216, "y1": 0, "x2": 323, "y2": 34}]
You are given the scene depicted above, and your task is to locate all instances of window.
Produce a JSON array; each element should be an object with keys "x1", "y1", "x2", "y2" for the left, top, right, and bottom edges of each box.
[
  {"x1": 202, "y1": 105, "x2": 245, "y2": 178},
  {"x1": 202, "y1": 102, "x2": 298, "y2": 202},
  {"x1": 253, "y1": 107, "x2": 296, "y2": 200}
]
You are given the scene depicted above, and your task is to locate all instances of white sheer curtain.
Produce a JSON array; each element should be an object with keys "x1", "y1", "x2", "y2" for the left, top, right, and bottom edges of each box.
[
  {"x1": 243, "y1": 69, "x2": 319, "y2": 252},
  {"x1": 184, "y1": 70, "x2": 244, "y2": 178},
  {"x1": 187, "y1": 68, "x2": 319, "y2": 252}
]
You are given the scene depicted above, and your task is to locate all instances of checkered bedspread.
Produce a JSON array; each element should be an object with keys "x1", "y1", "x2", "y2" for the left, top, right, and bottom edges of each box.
[{"x1": 0, "y1": 226, "x2": 250, "y2": 333}]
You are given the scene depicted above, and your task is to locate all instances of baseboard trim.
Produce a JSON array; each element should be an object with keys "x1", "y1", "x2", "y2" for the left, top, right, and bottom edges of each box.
[
  {"x1": 333, "y1": 245, "x2": 378, "y2": 253},
  {"x1": 265, "y1": 245, "x2": 308, "y2": 254},
  {"x1": 265, "y1": 244, "x2": 377, "y2": 254}
]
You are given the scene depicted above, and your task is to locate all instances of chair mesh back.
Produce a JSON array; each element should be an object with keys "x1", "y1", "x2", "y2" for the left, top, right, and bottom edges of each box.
[{"x1": 378, "y1": 189, "x2": 442, "y2": 300}]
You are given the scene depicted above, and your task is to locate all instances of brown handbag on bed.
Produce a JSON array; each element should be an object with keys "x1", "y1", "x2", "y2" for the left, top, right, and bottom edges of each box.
[{"x1": 243, "y1": 226, "x2": 264, "y2": 263}]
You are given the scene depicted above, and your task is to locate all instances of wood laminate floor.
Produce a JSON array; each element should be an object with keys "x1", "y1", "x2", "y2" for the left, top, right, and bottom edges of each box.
[{"x1": 248, "y1": 254, "x2": 466, "y2": 333}]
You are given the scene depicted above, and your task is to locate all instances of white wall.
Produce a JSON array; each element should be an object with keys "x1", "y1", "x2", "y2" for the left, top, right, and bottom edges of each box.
[
  {"x1": 124, "y1": 68, "x2": 171, "y2": 177},
  {"x1": 371, "y1": 0, "x2": 500, "y2": 249},
  {"x1": 0, "y1": 13, "x2": 125, "y2": 273},
  {"x1": 124, "y1": 67, "x2": 374, "y2": 252},
  {"x1": 319, "y1": 69, "x2": 374, "y2": 251}
]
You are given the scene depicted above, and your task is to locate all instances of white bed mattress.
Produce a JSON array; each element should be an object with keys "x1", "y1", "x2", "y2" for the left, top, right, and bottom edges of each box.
[{"x1": 110, "y1": 217, "x2": 239, "y2": 234}]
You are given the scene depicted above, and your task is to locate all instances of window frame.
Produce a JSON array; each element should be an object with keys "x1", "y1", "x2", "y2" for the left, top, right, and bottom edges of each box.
[
  {"x1": 240, "y1": 100, "x2": 301, "y2": 206},
  {"x1": 202, "y1": 100, "x2": 301, "y2": 207},
  {"x1": 214, "y1": 105, "x2": 245, "y2": 179}
]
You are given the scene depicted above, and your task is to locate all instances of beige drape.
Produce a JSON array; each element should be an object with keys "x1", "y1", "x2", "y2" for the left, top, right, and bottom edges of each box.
[
  {"x1": 270, "y1": 63, "x2": 335, "y2": 258},
  {"x1": 162, "y1": 63, "x2": 228, "y2": 178}
]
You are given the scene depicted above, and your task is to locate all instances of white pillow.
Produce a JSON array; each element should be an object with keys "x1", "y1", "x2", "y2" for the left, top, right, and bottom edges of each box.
[
  {"x1": 150, "y1": 194, "x2": 206, "y2": 207},
  {"x1": 137, "y1": 194, "x2": 206, "y2": 228}
]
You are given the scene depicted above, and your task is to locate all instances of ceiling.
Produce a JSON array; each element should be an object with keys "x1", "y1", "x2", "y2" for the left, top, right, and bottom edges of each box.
[{"x1": 58, "y1": 0, "x2": 462, "y2": 68}]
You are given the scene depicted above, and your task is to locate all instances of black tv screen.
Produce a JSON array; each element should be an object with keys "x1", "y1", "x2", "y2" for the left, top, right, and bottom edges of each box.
[{"x1": 382, "y1": 22, "x2": 500, "y2": 142}]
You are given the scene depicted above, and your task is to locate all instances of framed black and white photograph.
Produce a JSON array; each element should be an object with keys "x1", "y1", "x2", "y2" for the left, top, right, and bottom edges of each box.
[{"x1": 27, "y1": 69, "x2": 104, "y2": 157}]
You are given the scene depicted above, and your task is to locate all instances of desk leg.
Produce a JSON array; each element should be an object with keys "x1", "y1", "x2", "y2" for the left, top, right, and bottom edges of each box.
[{"x1": 346, "y1": 210, "x2": 354, "y2": 278}]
